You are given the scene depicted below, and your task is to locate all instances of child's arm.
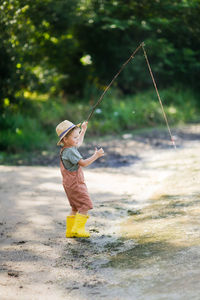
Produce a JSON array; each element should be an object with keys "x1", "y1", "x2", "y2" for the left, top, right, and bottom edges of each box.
[
  {"x1": 78, "y1": 147, "x2": 104, "y2": 167},
  {"x1": 77, "y1": 121, "x2": 88, "y2": 147}
]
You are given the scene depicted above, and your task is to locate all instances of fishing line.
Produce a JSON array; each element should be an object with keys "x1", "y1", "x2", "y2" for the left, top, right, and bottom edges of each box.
[
  {"x1": 86, "y1": 41, "x2": 176, "y2": 149},
  {"x1": 142, "y1": 44, "x2": 176, "y2": 149}
]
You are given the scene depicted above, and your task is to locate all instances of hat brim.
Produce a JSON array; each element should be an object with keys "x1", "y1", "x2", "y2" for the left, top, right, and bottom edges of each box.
[{"x1": 57, "y1": 123, "x2": 81, "y2": 146}]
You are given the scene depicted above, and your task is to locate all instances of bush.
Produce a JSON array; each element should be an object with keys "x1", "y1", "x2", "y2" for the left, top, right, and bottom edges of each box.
[{"x1": 0, "y1": 112, "x2": 48, "y2": 152}]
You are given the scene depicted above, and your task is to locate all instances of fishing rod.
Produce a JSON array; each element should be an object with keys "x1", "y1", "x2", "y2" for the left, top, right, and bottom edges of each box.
[{"x1": 86, "y1": 41, "x2": 176, "y2": 149}]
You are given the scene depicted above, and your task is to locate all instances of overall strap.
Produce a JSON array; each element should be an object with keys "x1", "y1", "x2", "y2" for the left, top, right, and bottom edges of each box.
[{"x1": 60, "y1": 147, "x2": 66, "y2": 169}]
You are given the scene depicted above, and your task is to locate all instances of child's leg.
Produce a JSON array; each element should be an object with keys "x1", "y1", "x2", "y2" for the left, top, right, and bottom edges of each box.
[
  {"x1": 70, "y1": 209, "x2": 78, "y2": 215},
  {"x1": 78, "y1": 210, "x2": 88, "y2": 215}
]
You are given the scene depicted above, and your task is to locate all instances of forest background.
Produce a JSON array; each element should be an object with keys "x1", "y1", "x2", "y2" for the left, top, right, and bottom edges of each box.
[{"x1": 0, "y1": 0, "x2": 200, "y2": 163}]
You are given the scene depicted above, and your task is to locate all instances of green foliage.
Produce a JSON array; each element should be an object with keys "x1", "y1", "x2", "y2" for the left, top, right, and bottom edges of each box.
[
  {"x1": 88, "y1": 87, "x2": 199, "y2": 135},
  {"x1": 0, "y1": 0, "x2": 200, "y2": 109},
  {"x1": 0, "y1": 112, "x2": 47, "y2": 152},
  {"x1": 0, "y1": 87, "x2": 199, "y2": 155}
]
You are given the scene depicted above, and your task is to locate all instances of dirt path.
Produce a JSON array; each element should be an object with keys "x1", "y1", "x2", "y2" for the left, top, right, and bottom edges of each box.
[{"x1": 0, "y1": 126, "x2": 200, "y2": 300}]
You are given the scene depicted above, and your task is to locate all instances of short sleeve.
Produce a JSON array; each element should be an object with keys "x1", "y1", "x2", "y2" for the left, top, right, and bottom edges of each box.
[{"x1": 62, "y1": 147, "x2": 82, "y2": 165}]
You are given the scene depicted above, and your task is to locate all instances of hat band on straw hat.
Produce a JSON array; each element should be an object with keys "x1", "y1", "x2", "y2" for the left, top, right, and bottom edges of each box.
[{"x1": 59, "y1": 124, "x2": 75, "y2": 139}]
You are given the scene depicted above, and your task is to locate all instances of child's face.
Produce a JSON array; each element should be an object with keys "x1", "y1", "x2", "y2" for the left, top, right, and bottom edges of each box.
[{"x1": 63, "y1": 128, "x2": 80, "y2": 147}]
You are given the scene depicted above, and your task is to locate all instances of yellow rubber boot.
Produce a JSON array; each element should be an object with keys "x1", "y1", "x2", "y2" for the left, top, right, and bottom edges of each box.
[
  {"x1": 66, "y1": 216, "x2": 75, "y2": 238},
  {"x1": 71, "y1": 213, "x2": 90, "y2": 238}
]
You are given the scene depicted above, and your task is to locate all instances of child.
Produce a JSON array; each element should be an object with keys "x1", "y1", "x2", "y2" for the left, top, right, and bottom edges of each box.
[{"x1": 56, "y1": 120, "x2": 104, "y2": 238}]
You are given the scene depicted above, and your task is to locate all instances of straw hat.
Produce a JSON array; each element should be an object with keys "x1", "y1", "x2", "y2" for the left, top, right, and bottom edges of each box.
[{"x1": 56, "y1": 120, "x2": 81, "y2": 145}]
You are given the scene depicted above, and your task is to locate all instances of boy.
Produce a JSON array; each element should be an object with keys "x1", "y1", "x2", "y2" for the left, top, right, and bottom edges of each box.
[{"x1": 56, "y1": 120, "x2": 104, "y2": 238}]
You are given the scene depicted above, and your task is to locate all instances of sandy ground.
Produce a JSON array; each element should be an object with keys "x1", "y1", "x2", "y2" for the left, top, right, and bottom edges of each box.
[{"x1": 0, "y1": 125, "x2": 200, "y2": 300}]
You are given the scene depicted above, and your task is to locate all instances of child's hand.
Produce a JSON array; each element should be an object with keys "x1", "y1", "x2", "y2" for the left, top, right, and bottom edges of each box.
[
  {"x1": 81, "y1": 121, "x2": 88, "y2": 131},
  {"x1": 94, "y1": 147, "x2": 104, "y2": 158}
]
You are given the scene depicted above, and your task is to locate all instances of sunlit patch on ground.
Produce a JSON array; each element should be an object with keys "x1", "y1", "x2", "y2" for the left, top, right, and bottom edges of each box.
[{"x1": 121, "y1": 193, "x2": 200, "y2": 247}]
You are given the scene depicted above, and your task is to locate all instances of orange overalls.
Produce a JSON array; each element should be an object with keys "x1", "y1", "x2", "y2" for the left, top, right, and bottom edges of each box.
[{"x1": 60, "y1": 147, "x2": 93, "y2": 212}]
